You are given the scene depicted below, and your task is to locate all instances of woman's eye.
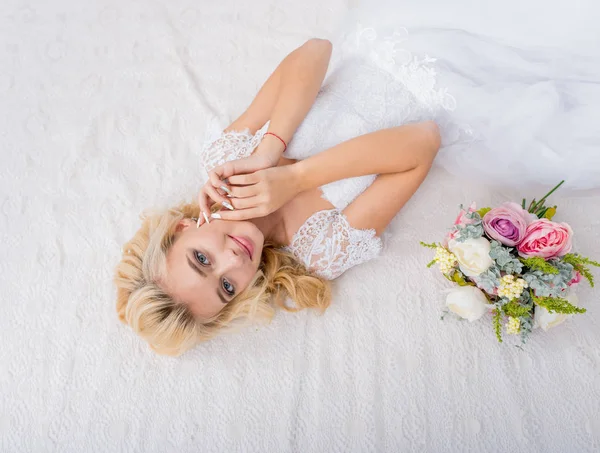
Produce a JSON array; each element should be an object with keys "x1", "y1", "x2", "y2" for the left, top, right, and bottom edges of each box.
[
  {"x1": 195, "y1": 251, "x2": 211, "y2": 266},
  {"x1": 222, "y1": 278, "x2": 235, "y2": 296}
]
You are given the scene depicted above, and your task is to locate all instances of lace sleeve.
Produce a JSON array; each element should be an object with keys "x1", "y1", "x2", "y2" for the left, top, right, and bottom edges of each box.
[
  {"x1": 200, "y1": 120, "x2": 270, "y2": 173},
  {"x1": 285, "y1": 209, "x2": 383, "y2": 280}
]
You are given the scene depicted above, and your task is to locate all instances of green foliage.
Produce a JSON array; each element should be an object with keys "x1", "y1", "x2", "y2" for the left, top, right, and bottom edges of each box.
[
  {"x1": 533, "y1": 294, "x2": 586, "y2": 314},
  {"x1": 562, "y1": 253, "x2": 600, "y2": 288},
  {"x1": 426, "y1": 259, "x2": 437, "y2": 268},
  {"x1": 451, "y1": 270, "x2": 475, "y2": 287},
  {"x1": 523, "y1": 260, "x2": 573, "y2": 298},
  {"x1": 520, "y1": 257, "x2": 559, "y2": 275},
  {"x1": 493, "y1": 309, "x2": 503, "y2": 343},
  {"x1": 525, "y1": 180, "x2": 565, "y2": 214},
  {"x1": 503, "y1": 301, "x2": 532, "y2": 318},
  {"x1": 476, "y1": 265, "x2": 501, "y2": 294},
  {"x1": 477, "y1": 207, "x2": 491, "y2": 218},
  {"x1": 454, "y1": 208, "x2": 484, "y2": 242},
  {"x1": 420, "y1": 241, "x2": 439, "y2": 249},
  {"x1": 519, "y1": 315, "x2": 534, "y2": 345},
  {"x1": 490, "y1": 241, "x2": 523, "y2": 274},
  {"x1": 562, "y1": 254, "x2": 600, "y2": 268}
]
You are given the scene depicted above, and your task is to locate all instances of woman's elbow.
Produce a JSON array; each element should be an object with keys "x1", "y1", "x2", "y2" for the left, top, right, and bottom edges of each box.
[
  {"x1": 301, "y1": 38, "x2": 333, "y2": 62},
  {"x1": 418, "y1": 121, "x2": 441, "y2": 163},
  {"x1": 304, "y1": 38, "x2": 332, "y2": 52}
]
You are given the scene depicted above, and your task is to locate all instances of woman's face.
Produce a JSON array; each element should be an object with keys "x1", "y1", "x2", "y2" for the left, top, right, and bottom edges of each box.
[{"x1": 162, "y1": 218, "x2": 264, "y2": 319}]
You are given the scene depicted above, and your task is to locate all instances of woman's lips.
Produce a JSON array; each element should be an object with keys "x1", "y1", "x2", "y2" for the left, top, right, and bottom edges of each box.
[{"x1": 230, "y1": 235, "x2": 254, "y2": 260}]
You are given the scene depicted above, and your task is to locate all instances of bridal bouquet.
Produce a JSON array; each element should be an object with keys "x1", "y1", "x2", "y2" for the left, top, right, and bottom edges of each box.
[{"x1": 421, "y1": 181, "x2": 599, "y2": 344}]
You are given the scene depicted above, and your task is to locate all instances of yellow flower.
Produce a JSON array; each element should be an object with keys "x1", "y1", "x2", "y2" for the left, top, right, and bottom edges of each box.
[
  {"x1": 434, "y1": 247, "x2": 457, "y2": 274},
  {"x1": 506, "y1": 316, "x2": 521, "y2": 335},
  {"x1": 498, "y1": 275, "x2": 528, "y2": 301}
]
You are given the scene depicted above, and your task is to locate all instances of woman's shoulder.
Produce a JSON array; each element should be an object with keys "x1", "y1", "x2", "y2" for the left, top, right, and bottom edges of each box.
[{"x1": 284, "y1": 206, "x2": 383, "y2": 281}]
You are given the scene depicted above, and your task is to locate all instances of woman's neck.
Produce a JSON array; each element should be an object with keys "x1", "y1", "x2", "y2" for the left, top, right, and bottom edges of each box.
[{"x1": 251, "y1": 209, "x2": 287, "y2": 246}]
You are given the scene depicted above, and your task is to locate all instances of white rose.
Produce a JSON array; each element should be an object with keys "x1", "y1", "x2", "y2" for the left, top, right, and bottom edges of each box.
[
  {"x1": 534, "y1": 293, "x2": 578, "y2": 331},
  {"x1": 446, "y1": 286, "x2": 490, "y2": 322},
  {"x1": 448, "y1": 238, "x2": 494, "y2": 277}
]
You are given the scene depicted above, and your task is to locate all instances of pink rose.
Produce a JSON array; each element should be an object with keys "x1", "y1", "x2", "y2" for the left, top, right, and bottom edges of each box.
[
  {"x1": 517, "y1": 219, "x2": 573, "y2": 259},
  {"x1": 454, "y1": 202, "x2": 477, "y2": 227},
  {"x1": 444, "y1": 202, "x2": 477, "y2": 245},
  {"x1": 568, "y1": 271, "x2": 582, "y2": 286},
  {"x1": 482, "y1": 202, "x2": 531, "y2": 247}
]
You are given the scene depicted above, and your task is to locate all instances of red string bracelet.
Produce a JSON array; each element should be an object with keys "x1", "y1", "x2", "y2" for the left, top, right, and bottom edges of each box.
[{"x1": 264, "y1": 131, "x2": 287, "y2": 152}]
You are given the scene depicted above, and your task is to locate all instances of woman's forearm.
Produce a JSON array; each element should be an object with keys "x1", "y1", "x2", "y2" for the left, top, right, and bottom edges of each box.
[
  {"x1": 268, "y1": 39, "x2": 332, "y2": 142},
  {"x1": 292, "y1": 122, "x2": 441, "y2": 192},
  {"x1": 256, "y1": 39, "x2": 332, "y2": 158}
]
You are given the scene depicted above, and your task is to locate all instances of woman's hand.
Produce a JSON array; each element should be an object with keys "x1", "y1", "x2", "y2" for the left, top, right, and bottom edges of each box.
[
  {"x1": 197, "y1": 141, "x2": 282, "y2": 219},
  {"x1": 210, "y1": 164, "x2": 301, "y2": 221}
]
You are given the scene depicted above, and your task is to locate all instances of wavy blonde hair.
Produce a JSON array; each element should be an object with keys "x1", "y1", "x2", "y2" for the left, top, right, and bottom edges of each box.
[{"x1": 114, "y1": 201, "x2": 331, "y2": 356}]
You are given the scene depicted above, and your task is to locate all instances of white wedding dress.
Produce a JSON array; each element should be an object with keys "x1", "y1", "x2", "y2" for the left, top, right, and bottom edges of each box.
[{"x1": 201, "y1": 0, "x2": 600, "y2": 279}]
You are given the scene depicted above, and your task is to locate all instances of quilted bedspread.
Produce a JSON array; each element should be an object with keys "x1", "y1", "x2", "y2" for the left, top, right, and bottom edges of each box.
[{"x1": 1, "y1": 0, "x2": 599, "y2": 452}]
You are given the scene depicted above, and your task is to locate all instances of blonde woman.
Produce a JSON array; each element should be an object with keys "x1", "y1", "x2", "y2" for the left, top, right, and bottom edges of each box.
[{"x1": 115, "y1": 30, "x2": 451, "y2": 355}]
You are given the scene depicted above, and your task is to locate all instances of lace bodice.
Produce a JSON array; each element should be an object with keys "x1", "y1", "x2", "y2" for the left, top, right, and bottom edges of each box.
[
  {"x1": 283, "y1": 209, "x2": 383, "y2": 280},
  {"x1": 200, "y1": 124, "x2": 383, "y2": 280}
]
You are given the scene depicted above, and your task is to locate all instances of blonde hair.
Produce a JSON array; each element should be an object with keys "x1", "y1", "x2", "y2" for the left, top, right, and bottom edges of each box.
[{"x1": 114, "y1": 201, "x2": 331, "y2": 356}]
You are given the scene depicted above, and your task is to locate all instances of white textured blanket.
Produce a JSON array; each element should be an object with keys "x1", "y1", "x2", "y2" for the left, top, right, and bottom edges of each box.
[{"x1": 1, "y1": 1, "x2": 599, "y2": 452}]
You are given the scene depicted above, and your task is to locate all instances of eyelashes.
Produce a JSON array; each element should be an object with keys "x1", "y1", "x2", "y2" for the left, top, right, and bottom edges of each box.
[
  {"x1": 195, "y1": 251, "x2": 210, "y2": 266},
  {"x1": 194, "y1": 250, "x2": 235, "y2": 298}
]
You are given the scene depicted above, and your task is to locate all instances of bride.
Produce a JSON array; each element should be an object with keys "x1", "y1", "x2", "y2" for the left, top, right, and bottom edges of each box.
[
  {"x1": 115, "y1": 37, "x2": 441, "y2": 355},
  {"x1": 114, "y1": 3, "x2": 600, "y2": 356}
]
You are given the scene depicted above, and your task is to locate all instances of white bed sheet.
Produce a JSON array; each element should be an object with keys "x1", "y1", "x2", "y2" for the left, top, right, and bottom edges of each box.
[{"x1": 1, "y1": 1, "x2": 599, "y2": 452}]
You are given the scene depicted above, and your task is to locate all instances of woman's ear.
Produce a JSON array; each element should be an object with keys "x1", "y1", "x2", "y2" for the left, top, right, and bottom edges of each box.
[{"x1": 175, "y1": 219, "x2": 194, "y2": 233}]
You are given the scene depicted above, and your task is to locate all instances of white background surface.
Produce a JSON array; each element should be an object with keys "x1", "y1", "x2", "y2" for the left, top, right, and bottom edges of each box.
[{"x1": 1, "y1": 0, "x2": 599, "y2": 452}]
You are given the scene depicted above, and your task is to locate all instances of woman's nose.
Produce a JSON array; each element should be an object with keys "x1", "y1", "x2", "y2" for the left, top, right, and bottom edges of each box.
[{"x1": 222, "y1": 247, "x2": 244, "y2": 269}]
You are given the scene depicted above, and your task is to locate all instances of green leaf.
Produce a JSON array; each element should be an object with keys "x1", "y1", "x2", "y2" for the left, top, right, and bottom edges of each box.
[
  {"x1": 420, "y1": 241, "x2": 439, "y2": 249},
  {"x1": 543, "y1": 206, "x2": 557, "y2": 220},
  {"x1": 522, "y1": 198, "x2": 526, "y2": 209},
  {"x1": 562, "y1": 253, "x2": 600, "y2": 268},
  {"x1": 533, "y1": 294, "x2": 586, "y2": 314},
  {"x1": 520, "y1": 257, "x2": 559, "y2": 275},
  {"x1": 529, "y1": 180, "x2": 565, "y2": 213},
  {"x1": 502, "y1": 301, "x2": 532, "y2": 318},
  {"x1": 477, "y1": 207, "x2": 492, "y2": 218},
  {"x1": 562, "y1": 253, "x2": 600, "y2": 288},
  {"x1": 493, "y1": 309, "x2": 503, "y2": 343},
  {"x1": 527, "y1": 198, "x2": 537, "y2": 212},
  {"x1": 426, "y1": 259, "x2": 437, "y2": 268},
  {"x1": 451, "y1": 271, "x2": 474, "y2": 287}
]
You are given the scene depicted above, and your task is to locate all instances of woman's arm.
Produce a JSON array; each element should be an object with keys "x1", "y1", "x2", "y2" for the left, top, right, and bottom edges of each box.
[
  {"x1": 293, "y1": 122, "x2": 441, "y2": 189},
  {"x1": 225, "y1": 38, "x2": 332, "y2": 163},
  {"x1": 217, "y1": 122, "x2": 441, "y2": 226},
  {"x1": 198, "y1": 39, "x2": 332, "y2": 221},
  {"x1": 297, "y1": 121, "x2": 441, "y2": 234}
]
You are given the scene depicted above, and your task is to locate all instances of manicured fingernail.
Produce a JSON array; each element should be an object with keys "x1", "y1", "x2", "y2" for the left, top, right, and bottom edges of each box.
[
  {"x1": 222, "y1": 201, "x2": 234, "y2": 210},
  {"x1": 202, "y1": 212, "x2": 210, "y2": 224},
  {"x1": 211, "y1": 213, "x2": 222, "y2": 219},
  {"x1": 196, "y1": 217, "x2": 201, "y2": 228},
  {"x1": 220, "y1": 185, "x2": 231, "y2": 195}
]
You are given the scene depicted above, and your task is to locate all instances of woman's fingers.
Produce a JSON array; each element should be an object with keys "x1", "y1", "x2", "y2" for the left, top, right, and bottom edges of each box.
[
  {"x1": 204, "y1": 183, "x2": 233, "y2": 209},
  {"x1": 211, "y1": 207, "x2": 266, "y2": 221},
  {"x1": 197, "y1": 190, "x2": 211, "y2": 224},
  {"x1": 228, "y1": 172, "x2": 261, "y2": 186},
  {"x1": 229, "y1": 196, "x2": 261, "y2": 210},
  {"x1": 228, "y1": 184, "x2": 259, "y2": 198}
]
